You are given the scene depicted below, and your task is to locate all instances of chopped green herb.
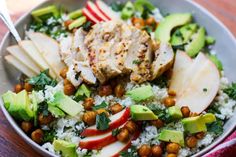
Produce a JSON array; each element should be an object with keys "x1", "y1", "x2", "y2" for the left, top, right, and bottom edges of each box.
[
  {"x1": 111, "y1": 2, "x2": 125, "y2": 12},
  {"x1": 43, "y1": 129, "x2": 56, "y2": 143},
  {"x1": 112, "y1": 128, "x2": 120, "y2": 136},
  {"x1": 120, "y1": 146, "x2": 138, "y2": 157},
  {"x1": 147, "y1": 104, "x2": 172, "y2": 123},
  {"x1": 141, "y1": 5, "x2": 153, "y2": 19},
  {"x1": 223, "y1": 83, "x2": 236, "y2": 100},
  {"x1": 206, "y1": 118, "x2": 223, "y2": 136},
  {"x1": 82, "y1": 21, "x2": 92, "y2": 32},
  {"x1": 203, "y1": 88, "x2": 208, "y2": 92},
  {"x1": 27, "y1": 69, "x2": 57, "y2": 91},
  {"x1": 38, "y1": 101, "x2": 49, "y2": 116},
  {"x1": 74, "y1": 84, "x2": 91, "y2": 101},
  {"x1": 96, "y1": 112, "x2": 111, "y2": 131},
  {"x1": 142, "y1": 26, "x2": 153, "y2": 35},
  {"x1": 92, "y1": 101, "x2": 108, "y2": 110},
  {"x1": 207, "y1": 104, "x2": 221, "y2": 114},
  {"x1": 172, "y1": 44, "x2": 186, "y2": 51},
  {"x1": 132, "y1": 59, "x2": 142, "y2": 65},
  {"x1": 151, "y1": 75, "x2": 168, "y2": 88}
]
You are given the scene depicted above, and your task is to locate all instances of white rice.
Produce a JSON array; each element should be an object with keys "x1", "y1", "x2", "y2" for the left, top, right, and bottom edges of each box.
[{"x1": 42, "y1": 142, "x2": 60, "y2": 156}]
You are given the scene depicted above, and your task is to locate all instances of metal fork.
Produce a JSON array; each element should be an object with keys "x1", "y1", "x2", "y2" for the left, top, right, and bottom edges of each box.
[{"x1": 0, "y1": 0, "x2": 21, "y2": 42}]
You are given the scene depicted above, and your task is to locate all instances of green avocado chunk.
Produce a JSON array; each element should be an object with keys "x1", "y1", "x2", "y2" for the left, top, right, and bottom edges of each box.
[
  {"x1": 31, "y1": 5, "x2": 59, "y2": 22},
  {"x1": 53, "y1": 140, "x2": 77, "y2": 157},
  {"x1": 182, "y1": 113, "x2": 216, "y2": 134},
  {"x1": 50, "y1": 91, "x2": 83, "y2": 116},
  {"x1": 121, "y1": 1, "x2": 135, "y2": 20},
  {"x1": 48, "y1": 105, "x2": 65, "y2": 118},
  {"x1": 75, "y1": 84, "x2": 91, "y2": 101},
  {"x1": 168, "y1": 106, "x2": 183, "y2": 119},
  {"x1": 130, "y1": 105, "x2": 158, "y2": 120},
  {"x1": 2, "y1": 91, "x2": 16, "y2": 110},
  {"x1": 158, "y1": 129, "x2": 185, "y2": 146},
  {"x1": 208, "y1": 54, "x2": 223, "y2": 71},
  {"x1": 185, "y1": 27, "x2": 206, "y2": 57},
  {"x1": 68, "y1": 16, "x2": 87, "y2": 30},
  {"x1": 155, "y1": 13, "x2": 192, "y2": 43},
  {"x1": 31, "y1": 91, "x2": 38, "y2": 126},
  {"x1": 205, "y1": 36, "x2": 215, "y2": 45},
  {"x1": 126, "y1": 85, "x2": 154, "y2": 102},
  {"x1": 68, "y1": 9, "x2": 83, "y2": 19}
]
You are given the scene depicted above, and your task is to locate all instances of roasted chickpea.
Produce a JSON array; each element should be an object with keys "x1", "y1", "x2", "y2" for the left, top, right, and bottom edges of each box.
[
  {"x1": 64, "y1": 20, "x2": 73, "y2": 28},
  {"x1": 64, "y1": 83, "x2": 76, "y2": 96},
  {"x1": 186, "y1": 136, "x2": 198, "y2": 148},
  {"x1": 151, "y1": 145, "x2": 163, "y2": 157},
  {"x1": 63, "y1": 79, "x2": 71, "y2": 85},
  {"x1": 163, "y1": 97, "x2": 175, "y2": 107},
  {"x1": 117, "y1": 128, "x2": 130, "y2": 142},
  {"x1": 24, "y1": 82, "x2": 33, "y2": 92},
  {"x1": 96, "y1": 108, "x2": 109, "y2": 117},
  {"x1": 195, "y1": 132, "x2": 205, "y2": 139},
  {"x1": 150, "y1": 119, "x2": 164, "y2": 128},
  {"x1": 190, "y1": 112, "x2": 198, "y2": 117},
  {"x1": 124, "y1": 120, "x2": 137, "y2": 134},
  {"x1": 83, "y1": 98, "x2": 95, "y2": 110},
  {"x1": 166, "y1": 143, "x2": 180, "y2": 154},
  {"x1": 99, "y1": 85, "x2": 113, "y2": 96},
  {"x1": 38, "y1": 113, "x2": 54, "y2": 125},
  {"x1": 131, "y1": 17, "x2": 145, "y2": 29},
  {"x1": 14, "y1": 84, "x2": 23, "y2": 93},
  {"x1": 31, "y1": 129, "x2": 44, "y2": 144},
  {"x1": 168, "y1": 90, "x2": 176, "y2": 97},
  {"x1": 166, "y1": 153, "x2": 177, "y2": 157},
  {"x1": 114, "y1": 84, "x2": 125, "y2": 98},
  {"x1": 82, "y1": 111, "x2": 97, "y2": 125},
  {"x1": 21, "y1": 121, "x2": 33, "y2": 133},
  {"x1": 181, "y1": 106, "x2": 190, "y2": 118},
  {"x1": 60, "y1": 67, "x2": 68, "y2": 79},
  {"x1": 109, "y1": 103, "x2": 123, "y2": 114},
  {"x1": 138, "y1": 144, "x2": 152, "y2": 157},
  {"x1": 145, "y1": 17, "x2": 156, "y2": 26}
]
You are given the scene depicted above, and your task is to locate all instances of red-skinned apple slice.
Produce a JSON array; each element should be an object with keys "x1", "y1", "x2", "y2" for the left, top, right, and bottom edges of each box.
[
  {"x1": 82, "y1": 8, "x2": 100, "y2": 24},
  {"x1": 95, "y1": 0, "x2": 120, "y2": 20},
  {"x1": 96, "y1": 131, "x2": 140, "y2": 157},
  {"x1": 86, "y1": 1, "x2": 109, "y2": 21},
  {"x1": 81, "y1": 108, "x2": 130, "y2": 137},
  {"x1": 175, "y1": 53, "x2": 220, "y2": 113}
]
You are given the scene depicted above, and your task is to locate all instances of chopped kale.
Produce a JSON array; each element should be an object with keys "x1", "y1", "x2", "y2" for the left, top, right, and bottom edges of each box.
[
  {"x1": 120, "y1": 146, "x2": 138, "y2": 157},
  {"x1": 132, "y1": 59, "x2": 142, "y2": 65},
  {"x1": 92, "y1": 101, "x2": 108, "y2": 110},
  {"x1": 96, "y1": 112, "x2": 111, "y2": 131},
  {"x1": 111, "y1": 2, "x2": 125, "y2": 12},
  {"x1": 147, "y1": 104, "x2": 172, "y2": 123},
  {"x1": 151, "y1": 75, "x2": 168, "y2": 88},
  {"x1": 28, "y1": 69, "x2": 57, "y2": 91},
  {"x1": 207, "y1": 104, "x2": 221, "y2": 114},
  {"x1": 141, "y1": 5, "x2": 153, "y2": 19},
  {"x1": 142, "y1": 25, "x2": 153, "y2": 35},
  {"x1": 112, "y1": 128, "x2": 120, "y2": 136},
  {"x1": 43, "y1": 130, "x2": 56, "y2": 143},
  {"x1": 206, "y1": 118, "x2": 224, "y2": 136},
  {"x1": 82, "y1": 21, "x2": 92, "y2": 32},
  {"x1": 223, "y1": 83, "x2": 236, "y2": 100},
  {"x1": 38, "y1": 101, "x2": 49, "y2": 116}
]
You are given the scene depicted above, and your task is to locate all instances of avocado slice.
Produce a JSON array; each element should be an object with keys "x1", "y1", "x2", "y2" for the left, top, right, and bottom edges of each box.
[
  {"x1": 155, "y1": 13, "x2": 192, "y2": 43},
  {"x1": 126, "y1": 85, "x2": 154, "y2": 102},
  {"x1": 158, "y1": 129, "x2": 185, "y2": 146},
  {"x1": 121, "y1": 1, "x2": 135, "y2": 20},
  {"x1": 53, "y1": 140, "x2": 77, "y2": 157},
  {"x1": 185, "y1": 27, "x2": 206, "y2": 57},
  {"x1": 205, "y1": 36, "x2": 215, "y2": 45},
  {"x1": 131, "y1": 105, "x2": 158, "y2": 120},
  {"x1": 68, "y1": 9, "x2": 83, "y2": 19},
  {"x1": 208, "y1": 54, "x2": 223, "y2": 71},
  {"x1": 48, "y1": 105, "x2": 65, "y2": 118},
  {"x1": 2, "y1": 91, "x2": 16, "y2": 110},
  {"x1": 31, "y1": 91, "x2": 38, "y2": 126},
  {"x1": 134, "y1": 0, "x2": 155, "y2": 12},
  {"x1": 68, "y1": 16, "x2": 87, "y2": 30},
  {"x1": 182, "y1": 113, "x2": 216, "y2": 134},
  {"x1": 31, "y1": 5, "x2": 59, "y2": 22},
  {"x1": 75, "y1": 84, "x2": 91, "y2": 101},
  {"x1": 50, "y1": 91, "x2": 83, "y2": 116},
  {"x1": 168, "y1": 106, "x2": 183, "y2": 119}
]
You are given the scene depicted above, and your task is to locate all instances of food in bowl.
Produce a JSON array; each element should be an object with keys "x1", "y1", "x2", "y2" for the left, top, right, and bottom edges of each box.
[{"x1": 2, "y1": 0, "x2": 236, "y2": 156}]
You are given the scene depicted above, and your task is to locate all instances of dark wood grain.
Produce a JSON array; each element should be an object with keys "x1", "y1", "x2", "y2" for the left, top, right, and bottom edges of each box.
[{"x1": 0, "y1": 1, "x2": 235, "y2": 157}]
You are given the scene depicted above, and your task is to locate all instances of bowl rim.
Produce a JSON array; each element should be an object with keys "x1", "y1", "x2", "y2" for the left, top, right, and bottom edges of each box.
[{"x1": 0, "y1": 0, "x2": 236, "y2": 157}]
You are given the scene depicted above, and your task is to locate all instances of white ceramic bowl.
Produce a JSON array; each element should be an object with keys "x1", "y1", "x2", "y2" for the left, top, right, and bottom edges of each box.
[{"x1": 0, "y1": 0, "x2": 236, "y2": 156}]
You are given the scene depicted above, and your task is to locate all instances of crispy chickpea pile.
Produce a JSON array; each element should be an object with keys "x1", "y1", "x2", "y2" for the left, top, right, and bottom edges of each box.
[
  {"x1": 14, "y1": 82, "x2": 33, "y2": 93},
  {"x1": 116, "y1": 120, "x2": 138, "y2": 143},
  {"x1": 83, "y1": 97, "x2": 95, "y2": 110},
  {"x1": 109, "y1": 103, "x2": 123, "y2": 114},
  {"x1": 63, "y1": 79, "x2": 76, "y2": 96}
]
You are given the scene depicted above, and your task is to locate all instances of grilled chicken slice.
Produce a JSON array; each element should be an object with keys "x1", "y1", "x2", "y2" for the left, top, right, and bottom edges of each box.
[
  {"x1": 149, "y1": 43, "x2": 174, "y2": 80},
  {"x1": 73, "y1": 28, "x2": 88, "y2": 61},
  {"x1": 74, "y1": 61, "x2": 96, "y2": 84}
]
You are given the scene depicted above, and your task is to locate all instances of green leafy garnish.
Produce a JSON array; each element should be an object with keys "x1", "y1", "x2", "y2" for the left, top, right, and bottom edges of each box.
[
  {"x1": 96, "y1": 112, "x2": 111, "y2": 131},
  {"x1": 112, "y1": 128, "x2": 120, "y2": 136},
  {"x1": 74, "y1": 84, "x2": 91, "y2": 101},
  {"x1": 120, "y1": 146, "x2": 138, "y2": 157},
  {"x1": 38, "y1": 101, "x2": 49, "y2": 116},
  {"x1": 43, "y1": 130, "x2": 56, "y2": 143},
  {"x1": 82, "y1": 21, "x2": 92, "y2": 32},
  {"x1": 142, "y1": 26, "x2": 153, "y2": 34},
  {"x1": 206, "y1": 118, "x2": 223, "y2": 136},
  {"x1": 92, "y1": 101, "x2": 108, "y2": 110},
  {"x1": 28, "y1": 69, "x2": 57, "y2": 91},
  {"x1": 147, "y1": 104, "x2": 172, "y2": 123},
  {"x1": 111, "y1": 2, "x2": 125, "y2": 12},
  {"x1": 141, "y1": 5, "x2": 153, "y2": 19},
  {"x1": 151, "y1": 75, "x2": 168, "y2": 88},
  {"x1": 223, "y1": 83, "x2": 236, "y2": 100},
  {"x1": 132, "y1": 59, "x2": 142, "y2": 65}
]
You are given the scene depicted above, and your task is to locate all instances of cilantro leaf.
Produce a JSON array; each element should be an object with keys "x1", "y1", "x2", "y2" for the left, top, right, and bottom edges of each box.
[
  {"x1": 223, "y1": 83, "x2": 236, "y2": 100},
  {"x1": 28, "y1": 69, "x2": 57, "y2": 91},
  {"x1": 132, "y1": 59, "x2": 142, "y2": 65},
  {"x1": 38, "y1": 101, "x2": 49, "y2": 116},
  {"x1": 92, "y1": 101, "x2": 108, "y2": 110},
  {"x1": 141, "y1": 5, "x2": 153, "y2": 19},
  {"x1": 112, "y1": 128, "x2": 120, "y2": 136},
  {"x1": 96, "y1": 112, "x2": 111, "y2": 131},
  {"x1": 43, "y1": 129, "x2": 56, "y2": 143},
  {"x1": 120, "y1": 146, "x2": 138, "y2": 157},
  {"x1": 111, "y1": 2, "x2": 125, "y2": 12},
  {"x1": 206, "y1": 118, "x2": 223, "y2": 136},
  {"x1": 82, "y1": 21, "x2": 92, "y2": 32}
]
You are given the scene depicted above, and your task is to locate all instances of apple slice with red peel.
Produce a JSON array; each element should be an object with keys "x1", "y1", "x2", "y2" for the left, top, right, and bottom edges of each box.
[
  {"x1": 82, "y1": 8, "x2": 100, "y2": 24},
  {"x1": 169, "y1": 50, "x2": 193, "y2": 96},
  {"x1": 81, "y1": 108, "x2": 130, "y2": 137},
  {"x1": 95, "y1": 0, "x2": 120, "y2": 21},
  {"x1": 86, "y1": 1, "x2": 109, "y2": 22},
  {"x1": 96, "y1": 131, "x2": 140, "y2": 157},
  {"x1": 175, "y1": 53, "x2": 220, "y2": 113}
]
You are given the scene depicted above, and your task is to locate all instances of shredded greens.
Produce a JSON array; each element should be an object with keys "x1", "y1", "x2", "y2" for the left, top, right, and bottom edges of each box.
[
  {"x1": 92, "y1": 101, "x2": 108, "y2": 110},
  {"x1": 224, "y1": 83, "x2": 236, "y2": 100},
  {"x1": 96, "y1": 112, "x2": 111, "y2": 131}
]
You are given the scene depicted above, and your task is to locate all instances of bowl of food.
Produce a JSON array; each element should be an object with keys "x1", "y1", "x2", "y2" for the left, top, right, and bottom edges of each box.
[{"x1": 1, "y1": 0, "x2": 236, "y2": 156}]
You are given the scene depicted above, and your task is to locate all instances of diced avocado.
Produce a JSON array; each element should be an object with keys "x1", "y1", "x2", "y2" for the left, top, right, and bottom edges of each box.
[
  {"x1": 182, "y1": 113, "x2": 216, "y2": 134},
  {"x1": 68, "y1": 9, "x2": 83, "y2": 19},
  {"x1": 205, "y1": 36, "x2": 215, "y2": 45},
  {"x1": 155, "y1": 13, "x2": 192, "y2": 43},
  {"x1": 185, "y1": 27, "x2": 206, "y2": 57},
  {"x1": 75, "y1": 84, "x2": 91, "y2": 101},
  {"x1": 130, "y1": 105, "x2": 158, "y2": 120},
  {"x1": 48, "y1": 105, "x2": 65, "y2": 118},
  {"x1": 31, "y1": 91, "x2": 38, "y2": 126},
  {"x1": 51, "y1": 91, "x2": 83, "y2": 116},
  {"x1": 126, "y1": 85, "x2": 154, "y2": 102},
  {"x1": 208, "y1": 54, "x2": 223, "y2": 71},
  {"x1": 53, "y1": 140, "x2": 77, "y2": 157},
  {"x1": 168, "y1": 106, "x2": 183, "y2": 119},
  {"x1": 31, "y1": 5, "x2": 59, "y2": 22},
  {"x1": 68, "y1": 16, "x2": 87, "y2": 30},
  {"x1": 134, "y1": 0, "x2": 155, "y2": 12},
  {"x1": 121, "y1": 1, "x2": 135, "y2": 20},
  {"x1": 158, "y1": 129, "x2": 185, "y2": 146},
  {"x1": 2, "y1": 91, "x2": 16, "y2": 109}
]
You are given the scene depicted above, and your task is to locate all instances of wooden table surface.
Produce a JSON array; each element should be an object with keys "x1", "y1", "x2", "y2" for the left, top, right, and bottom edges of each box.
[{"x1": 0, "y1": 0, "x2": 235, "y2": 156}]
